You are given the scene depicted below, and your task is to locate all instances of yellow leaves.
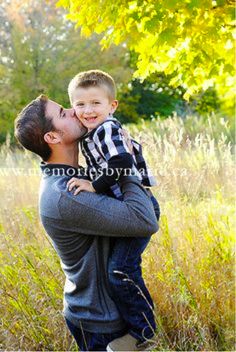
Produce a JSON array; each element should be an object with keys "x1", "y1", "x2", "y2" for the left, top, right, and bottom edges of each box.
[
  {"x1": 183, "y1": 90, "x2": 194, "y2": 101},
  {"x1": 125, "y1": 17, "x2": 135, "y2": 32},
  {"x1": 193, "y1": 67, "x2": 205, "y2": 79},
  {"x1": 128, "y1": 1, "x2": 138, "y2": 11},
  {"x1": 56, "y1": 0, "x2": 236, "y2": 103},
  {"x1": 202, "y1": 79, "x2": 214, "y2": 90},
  {"x1": 232, "y1": 29, "x2": 236, "y2": 40},
  {"x1": 80, "y1": 26, "x2": 92, "y2": 37},
  {"x1": 170, "y1": 75, "x2": 182, "y2": 88},
  {"x1": 134, "y1": 58, "x2": 151, "y2": 79},
  {"x1": 137, "y1": 16, "x2": 150, "y2": 32},
  {"x1": 167, "y1": 48, "x2": 177, "y2": 58},
  {"x1": 154, "y1": 59, "x2": 171, "y2": 73},
  {"x1": 180, "y1": 37, "x2": 191, "y2": 50},
  {"x1": 224, "y1": 39, "x2": 233, "y2": 50},
  {"x1": 56, "y1": 0, "x2": 69, "y2": 7}
]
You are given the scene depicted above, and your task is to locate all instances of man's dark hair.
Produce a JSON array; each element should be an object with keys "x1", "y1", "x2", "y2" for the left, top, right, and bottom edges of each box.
[{"x1": 14, "y1": 95, "x2": 54, "y2": 161}]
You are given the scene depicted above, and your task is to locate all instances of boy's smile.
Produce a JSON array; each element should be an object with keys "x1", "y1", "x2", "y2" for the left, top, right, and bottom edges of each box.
[
  {"x1": 71, "y1": 86, "x2": 118, "y2": 131},
  {"x1": 83, "y1": 116, "x2": 97, "y2": 123}
]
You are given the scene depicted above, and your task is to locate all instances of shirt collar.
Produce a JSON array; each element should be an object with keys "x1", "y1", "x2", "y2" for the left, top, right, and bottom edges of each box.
[
  {"x1": 40, "y1": 162, "x2": 84, "y2": 177},
  {"x1": 80, "y1": 115, "x2": 120, "y2": 141}
]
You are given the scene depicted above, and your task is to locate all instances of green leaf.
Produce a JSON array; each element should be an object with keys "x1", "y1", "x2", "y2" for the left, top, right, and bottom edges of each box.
[{"x1": 158, "y1": 28, "x2": 176, "y2": 45}]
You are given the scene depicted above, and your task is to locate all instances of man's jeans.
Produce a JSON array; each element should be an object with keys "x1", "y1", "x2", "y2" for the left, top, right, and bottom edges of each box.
[
  {"x1": 66, "y1": 318, "x2": 128, "y2": 351},
  {"x1": 108, "y1": 235, "x2": 156, "y2": 342}
]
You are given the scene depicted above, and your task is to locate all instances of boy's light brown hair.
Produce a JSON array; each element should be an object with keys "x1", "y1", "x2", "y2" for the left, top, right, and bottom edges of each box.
[{"x1": 68, "y1": 70, "x2": 116, "y2": 103}]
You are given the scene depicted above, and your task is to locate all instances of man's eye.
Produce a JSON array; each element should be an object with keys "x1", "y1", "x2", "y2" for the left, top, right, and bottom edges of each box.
[
  {"x1": 76, "y1": 103, "x2": 84, "y2": 107},
  {"x1": 61, "y1": 111, "x2": 66, "y2": 118},
  {"x1": 94, "y1": 101, "x2": 100, "y2": 105}
]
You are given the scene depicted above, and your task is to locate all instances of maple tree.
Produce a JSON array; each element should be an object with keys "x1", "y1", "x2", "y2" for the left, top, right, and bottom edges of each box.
[{"x1": 57, "y1": 0, "x2": 235, "y2": 108}]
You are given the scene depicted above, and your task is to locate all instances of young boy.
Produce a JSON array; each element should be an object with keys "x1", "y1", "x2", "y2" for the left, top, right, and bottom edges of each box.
[{"x1": 67, "y1": 70, "x2": 160, "y2": 351}]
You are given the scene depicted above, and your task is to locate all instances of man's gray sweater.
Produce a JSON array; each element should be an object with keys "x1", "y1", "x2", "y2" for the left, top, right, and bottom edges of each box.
[{"x1": 39, "y1": 163, "x2": 158, "y2": 333}]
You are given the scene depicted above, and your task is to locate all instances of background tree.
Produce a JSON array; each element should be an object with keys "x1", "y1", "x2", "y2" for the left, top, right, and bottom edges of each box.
[
  {"x1": 0, "y1": 0, "x2": 132, "y2": 143},
  {"x1": 57, "y1": 0, "x2": 235, "y2": 112},
  {"x1": 0, "y1": 0, "x2": 230, "y2": 144}
]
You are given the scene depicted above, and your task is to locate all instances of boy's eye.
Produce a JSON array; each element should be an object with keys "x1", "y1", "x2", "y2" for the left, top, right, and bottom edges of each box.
[
  {"x1": 93, "y1": 101, "x2": 100, "y2": 105},
  {"x1": 76, "y1": 103, "x2": 84, "y2": 107}
]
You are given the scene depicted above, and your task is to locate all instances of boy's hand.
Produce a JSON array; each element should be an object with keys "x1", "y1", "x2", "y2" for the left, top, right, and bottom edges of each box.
[{"x1": 67, "y1": 178, "x2": 95, "y2": 195}]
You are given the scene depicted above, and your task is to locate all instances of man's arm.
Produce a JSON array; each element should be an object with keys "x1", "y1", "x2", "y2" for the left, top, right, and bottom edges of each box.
[{"x1": 58, "y1": 176, "x2": 158, "y2": 238}]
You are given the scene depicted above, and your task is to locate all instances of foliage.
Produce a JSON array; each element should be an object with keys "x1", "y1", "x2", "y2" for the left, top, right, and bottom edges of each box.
[
  {"x1": 189, "y1": 87, "x2": 221, "y2": 115},
  {"x1": 57, "y1": 0, "x2": 235, "y2": 109},
  {"x1": 117, "y1": 75, "x2": 222, "y2": 124},
  {"x1": 0, "y1": 114, "x2": 235, "y2": 350},
  {"x1": 117, "y1": 76, "x2": 183, "y2": 123},
  {"x1": 0, "y1": 0, "x2": 132, "y2": 143},
  {"x1": 0, "y1": 0, "x2": 232, "y2": 144}
]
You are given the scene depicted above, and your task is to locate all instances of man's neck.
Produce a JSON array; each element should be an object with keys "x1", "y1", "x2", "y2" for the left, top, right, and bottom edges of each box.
[{"x1": 46, "y1": 144, "x2": 79, "y2": 168}]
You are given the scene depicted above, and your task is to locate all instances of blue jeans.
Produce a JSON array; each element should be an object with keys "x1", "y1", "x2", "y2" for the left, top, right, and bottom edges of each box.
[
  {"x1": 66, "y1": 318, "x2": 128, "y2": 351},
  {"x1": 108, "y1": 234, "x2": 156, "y2": 343}
]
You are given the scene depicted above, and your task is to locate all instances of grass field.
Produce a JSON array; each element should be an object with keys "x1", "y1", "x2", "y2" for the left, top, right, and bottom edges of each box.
[{"x1": 0, "y1": 114, "x2": 235, "y2": 351}]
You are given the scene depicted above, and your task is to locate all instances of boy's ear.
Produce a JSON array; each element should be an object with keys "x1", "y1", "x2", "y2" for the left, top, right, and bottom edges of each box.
[
  {"x1": 44, "y1": 131, "x2": 61, "y2": 145},
  {"x1": 111, "y1": 100, "x2": 118, "y2": 114}
]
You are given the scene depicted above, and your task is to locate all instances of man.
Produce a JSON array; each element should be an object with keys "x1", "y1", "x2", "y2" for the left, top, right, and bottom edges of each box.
[{"x1": 14, "y1": 95, "x2": 158, "y2": 351}]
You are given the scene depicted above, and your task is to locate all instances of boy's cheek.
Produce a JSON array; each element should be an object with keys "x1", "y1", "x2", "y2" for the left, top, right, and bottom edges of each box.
[
  {"x1": 77, "y1": 116, "x2": 89, "y2": 128},
  {"x1": 74, "y1": 109, "x2": 82, "y2": 120}
]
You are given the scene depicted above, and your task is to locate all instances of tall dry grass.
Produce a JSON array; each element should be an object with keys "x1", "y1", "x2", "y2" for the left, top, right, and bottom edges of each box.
[{"x1": 0, "y1": 114, "x2": 235, "y2": 351}]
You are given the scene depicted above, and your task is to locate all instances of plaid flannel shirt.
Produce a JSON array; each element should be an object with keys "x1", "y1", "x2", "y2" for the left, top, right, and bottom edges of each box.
[{"x1": 80, "y1": 116, "x2": 156, "y2": 199}]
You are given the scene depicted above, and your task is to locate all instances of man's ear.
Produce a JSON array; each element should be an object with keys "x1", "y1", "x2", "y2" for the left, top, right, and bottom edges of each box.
[
  {"x1": 44, "y1": 131, "x2": 61, "y2": 145},
  {"x1": 111, "y1": 100, "x2": 118, "y2": 114}
]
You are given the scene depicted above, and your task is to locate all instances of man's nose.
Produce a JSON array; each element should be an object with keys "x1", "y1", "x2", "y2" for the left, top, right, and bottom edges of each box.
[{"x1": 67, "y1": 108, "x2": 76, "y2": 118}]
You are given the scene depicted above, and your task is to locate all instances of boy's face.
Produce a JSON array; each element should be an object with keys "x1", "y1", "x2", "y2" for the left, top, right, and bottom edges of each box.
[{"x1": 71, "y1": 86, "x2": 118, "y2": 131}]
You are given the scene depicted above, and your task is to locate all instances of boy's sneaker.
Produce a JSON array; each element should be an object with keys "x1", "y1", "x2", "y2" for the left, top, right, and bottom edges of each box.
[{"x1": 106, "y1": 333, "x2": 156, "y2": 351}]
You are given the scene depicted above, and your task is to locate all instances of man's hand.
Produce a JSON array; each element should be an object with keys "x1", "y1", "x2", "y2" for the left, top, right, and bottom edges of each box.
[{"x1": 67, "y1": 178, "x2": 96, "y2": 195}]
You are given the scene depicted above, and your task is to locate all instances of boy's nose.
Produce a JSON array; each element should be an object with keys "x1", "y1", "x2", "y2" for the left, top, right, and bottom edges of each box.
[{"x1": 84, "y1": 104, "x2": 93, "y2": 114}]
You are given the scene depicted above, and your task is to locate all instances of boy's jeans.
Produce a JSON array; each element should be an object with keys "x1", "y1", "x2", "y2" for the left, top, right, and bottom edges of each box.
[{"x1": 108, "y1": 235, "x2": 156, "y2": 343}]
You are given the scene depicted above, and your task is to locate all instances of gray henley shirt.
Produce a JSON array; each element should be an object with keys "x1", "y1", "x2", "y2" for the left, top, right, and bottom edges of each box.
[{"x1": 39, "y1": 163, "x2": 158, "y2": 333}]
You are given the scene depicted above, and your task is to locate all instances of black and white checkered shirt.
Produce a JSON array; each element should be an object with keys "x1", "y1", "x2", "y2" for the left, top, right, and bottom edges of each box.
[{"x1": 80, "y1": 116, "x2": 156, "y2": 199}]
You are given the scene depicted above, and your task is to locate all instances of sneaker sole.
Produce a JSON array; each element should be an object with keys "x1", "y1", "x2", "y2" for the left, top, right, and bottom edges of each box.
[{"x1": 106, "y1": 344, "x2": 157, "y2": 352}]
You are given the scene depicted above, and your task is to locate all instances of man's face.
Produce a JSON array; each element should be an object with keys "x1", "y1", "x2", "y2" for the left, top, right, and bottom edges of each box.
[
  {"x1": 71, "y1": 86, "x2": 118, "y2": 131},
  {"x1": 45, "y1": 100, "x2": 87, "y2": 143}
]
